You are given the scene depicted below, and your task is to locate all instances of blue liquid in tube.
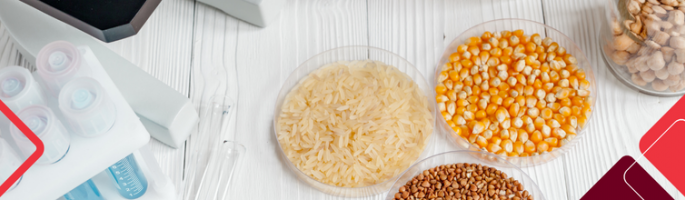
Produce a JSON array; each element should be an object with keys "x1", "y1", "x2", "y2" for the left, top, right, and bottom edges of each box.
[
  {"x1": 63, "y1": 179, "x2": 103, "y2": 200},
  {"x1": 107, "y1": 154, "x2": 148, "y2": 199}
]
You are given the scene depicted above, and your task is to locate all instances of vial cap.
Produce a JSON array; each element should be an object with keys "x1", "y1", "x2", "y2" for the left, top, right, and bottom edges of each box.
[
  {"x1": 26, "y1": 116, "x2": 47, "y2": 134},
  {"x1": 71, "y1": 89, "x2": 94, "y2": 110},
  {"x1": 1, "y1": 77, "x2": 22, "y2": 97},
  {"x1": 48, "y1": 51, "x2": 70, "y2": 71}
]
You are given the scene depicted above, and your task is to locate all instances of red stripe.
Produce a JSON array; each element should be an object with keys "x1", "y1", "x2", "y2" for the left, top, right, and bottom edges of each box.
[{"x1": 0, "y1": 99, "x2": 44, "y2": 196}]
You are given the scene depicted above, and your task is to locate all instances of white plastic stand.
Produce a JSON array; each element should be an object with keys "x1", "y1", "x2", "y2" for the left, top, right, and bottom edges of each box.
[{"x1": 0, "y1": 47, "x2": 176, "y2": 200}]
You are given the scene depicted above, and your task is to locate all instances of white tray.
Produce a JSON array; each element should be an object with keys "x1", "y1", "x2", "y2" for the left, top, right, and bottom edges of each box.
[{"x1": 0, "y1": 47, "x2": 151, "y2": 200}]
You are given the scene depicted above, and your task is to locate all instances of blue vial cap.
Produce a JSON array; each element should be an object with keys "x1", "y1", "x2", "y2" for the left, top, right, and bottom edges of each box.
[
  {"x1": 48, "y1": 51, "x2": 69, "y2": 71},
  {"x1": 1, "y1": 78, "x2": 22, "y2": 97},
  {"x1": 25, "y1": 116, "x2": 47, "y2": 134},
  {"x1": 71, "y1": 89, "x2": 94, "y2": 110}
]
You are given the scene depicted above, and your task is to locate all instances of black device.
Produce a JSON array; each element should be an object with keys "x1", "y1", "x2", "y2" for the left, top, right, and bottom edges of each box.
[{"x1": 21, "y1": 0, "x2": 161, "y2": 42}]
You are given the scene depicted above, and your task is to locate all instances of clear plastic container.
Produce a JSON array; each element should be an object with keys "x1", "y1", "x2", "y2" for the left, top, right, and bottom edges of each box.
[
  {"x1": 36, "y1": 41, "x2": 91, "y2": 97},
  {"x1": 601, "y1": 0, "x2": 685, "y2": 96},
  {"x1": 273, "y1": 46, "x2": 437, "y2": 197},
  {"x1": 0, "y1": 66, "x2": 47, "y2": 112},
  {"x1": 58, "y1": 77, "x2": 116, "y2": 137},
  {"x1": 9, "y1": 105, "x2": 71, "y2": 165},
  {"x1": 384, "y1": 151, "x2": 546, "y2": 200},
  {"x1": 0, "y1": 138, "x2": 23, "y2": 190},
  {"x1": 437, "y1": 19, "x2": 597, "y2": 166}
]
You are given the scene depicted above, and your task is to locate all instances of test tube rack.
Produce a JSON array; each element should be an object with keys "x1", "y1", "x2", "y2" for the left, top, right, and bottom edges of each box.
[{"x1": 0, "y1": 46, "x2": 176, "y2": 200}]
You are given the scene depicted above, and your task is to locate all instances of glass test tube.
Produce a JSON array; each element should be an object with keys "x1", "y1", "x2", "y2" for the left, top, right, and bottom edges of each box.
[
  {"x1": 63, "y1": 179, "x2": 103, "y2": 200},
  {"x1": 36, "y1": 41, "x2": 91, "y2": 96},
  {"x1": 0, "y1": 66, "x2": 46, "y2": 112},
  {"x1": 107, "y1": 154, "x2": 148, "y2": 199},
  {"x1": 0, "y1": 138, "x2": 23, "y2": 190},
  {"x1": 10, "y1": 105, "x2": 71, "y2": 164},
  {"x1": 58, "y1": 77, "x2": 116, "y2": 137}
]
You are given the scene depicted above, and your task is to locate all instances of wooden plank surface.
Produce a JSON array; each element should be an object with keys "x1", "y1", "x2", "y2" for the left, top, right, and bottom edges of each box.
[{"x1": 1, "y1": 0, "x2": 685, "y2": 199}]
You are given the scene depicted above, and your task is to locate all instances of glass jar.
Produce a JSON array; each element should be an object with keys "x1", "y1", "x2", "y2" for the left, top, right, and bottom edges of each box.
[{"x1": 601, "y1": 0, "x2": 685, "y2": 96}]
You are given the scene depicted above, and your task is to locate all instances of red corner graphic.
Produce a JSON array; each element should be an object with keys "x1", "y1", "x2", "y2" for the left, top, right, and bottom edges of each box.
[
  {"x1": 0, "y1": 99, "x2": 44, "y2": 197},
  {"x1": 638, "y1": 96, "x2": 685, "y2": 197}
]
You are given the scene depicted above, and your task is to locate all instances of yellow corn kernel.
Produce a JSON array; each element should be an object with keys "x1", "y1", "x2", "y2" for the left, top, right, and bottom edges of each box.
[
  {"x1": 547, "y1": 42, "x2": 559, "y2": 53},
  {"x1": 509, "y1": 128, "x2": 518, "y2": 141},
  {"x1": 518, "y1": 129, "x2": 529, "y2": 143},
  {"x1": 527, "y1": 107, "x2": 540, "y2": 118},
  {"x1": 442, "y1": 111, "x2": 452, "y2": 121},
  {"x1": 438, "y1": 71, "x2": 449, "y2": 82},
  {"x1": 560, "y1": 98, "x2": 572, "y2": 107},
  {"x1": 571, "y1": 106, "x2": 582, "y2": 116},
  {"x1": 540, "y1": 108, "x2": 553, "y2": 119},
  {"x1": 463, "y1": 111, "x2": 475, "y2": 120},
  {"x1": 457, "y1": 99, "x2": 469, "y2": 107},
  {"x1": 486, "y1": 104, "x2": 498, "y2": 115},
  {"x1": 578, "y1": 115, "x2": 588, "y2": 128},
  {"x1": 482, "y1": 129, "x2": 493, "y2": 139},
  {"x1": 449, "y1": 70, "x2": 460, "y2": 81},
  {"x1": 513, "y1": 141, "x2": 524, "y2": 154},
  {"x1": 533, "y1": 117, "x2": 546, "y2": 129},
  {"x1": 559, "y1": 106, "x2": 572, "y2": 117},
  {"x1": 449, "y1": 53, "x2": 461, "y2": 62},
  {"x1": 503, "y1": 97, "x2": 515, "y2": 107},
  {"x1": 508, "y1": 152, "x2": 520, "y2": 157},
  {"x1": 509, "y1": 35, "x2": 520, "y2": 46},
  {"x1": 445, "y1": 90, "x2": 457, "y2": 102},
  {"x1": 467, "y1": 104, "x2": 478, "y2": 113},
  {"x1": 487, "y1": 143, "x2": 502, "y2": 153},
  {"x1": 437, "y1": 95, "x2": 449, "y2": 103},
  {"x1": 562, "y1": 124, "x2": 577, "y2": 135},
  {"x1": 468, "y1": 133, "x2": 478, "y2": 143},
  {"x1": 436, "y1": 84, "x2": 447, "y2": 95},
  {"x1": 476, "y1": 135, "x2": 488, "y2": 148},
  {"x1": 501, "y1": 139, "x2": 514, "y2": 152},
  {"x1": 472, "y1": 121, "x2": 486, "y2": 134},
  {"x1": 555, "y1": 88, "x2": 571, "y2": 99},
  {"x1": 536, "y1": 100, "x2": 547, "y2": 110},
  {"x1": 524, "y1": 140, "x2": 536, "y2": 153},
  {"x1": 490, "y1": 95, "x2": 503, "y2": 106},
  {"x1": 526, "y1": 123, "x2": 536, "y2": 133},
  {"x1": 444, "y1": 80, "x2": 454, "y2": 90},
  {"x1": 537, "y1": 141, "x2": 550, "y2": 153},
  {"x1": 491, "y1": 136, "x2": 502, "y2": 145},
  {"x1": 568, "y1": 116, "x2": 578, "y2": 128},
  {"x1": 550, "y1": 102, "x2": 561, "y2": 112},
  {"x1": 501, "y1": 119, "x2": 511, "y2": 129},
  {"x1": 509, "y1": 103, "x2": 520, "y2": 117},
  {"x1": 452, "y1": 115, "x2": 466, "y2": 126},
  {"x1": 515, "y1": 95, "x2": 526, "y2": 107},
  {"x1": 500, "y1": 129, "x2": 510, "y2": 139},
  {"x1": 466, "y1": 96, "x2": 478, "y2": 104},
  {"x1": 447, "y1": 101, "x2": 456, "y2": 115},
  {"x1": 475, "y1": 110, "x2": 487, "y2": 120},
  {"x1": 496, "y1": 108, "x2": 508, "y2": 123},
  {"x1": 447, "y1": 120, "x2": 456, "y2": 128},
  {"x1": 477, "y1": 98, "x2": 488, "y2": 110},
  {"x1": 547, "y1": 119, "x2": 561, "y2": 128},
  {"x1": 530, "y1": 130, "x2": 543, "y2": 143},
  {"x1": 541, "y1": 124, "x2": 552, "y2": 137},
  {"x1": 456, "y1": 106, "x2": 466, "y2": 115},
  {"x1": 554, "y1": 113, "x2": 566, "y2": 124},
  {"x1": 457, "y1": 44, "x2": 469, "y2": 53},
  {"x1": 453, "y1": 126, "x2": 463, "y2": 136},
  {"x1": 525, "y1": 96, "x2": 537, "y2": 108}
]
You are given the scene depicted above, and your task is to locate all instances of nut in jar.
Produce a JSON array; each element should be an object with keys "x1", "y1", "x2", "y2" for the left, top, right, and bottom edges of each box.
[{"x1": 607, "y1": 0, "x2": 685, "y2": 92}]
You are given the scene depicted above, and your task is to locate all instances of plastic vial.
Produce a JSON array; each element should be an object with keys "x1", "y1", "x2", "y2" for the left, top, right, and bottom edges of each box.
[
  {"x1": 0, "y1": 138, "x2": 23, "y2": 190},
  {"x1": 0, "y1": 66, "x2": 47, "y2": 112},
  {"x1": 63, "y1": 179, "x2": 103, "y2": 200},
  {"x1": 36, "y1": 41, "x2": 91, "y2": 96},
  {"x1": 107, "y1": 154, "x2": 148, "y2": 199},
  {"x1": 10, "y1": 105, "x2": 71, "y2": 164},
  {"x1": 58, "y1": 77, "x2": 116, "y2": 137}
]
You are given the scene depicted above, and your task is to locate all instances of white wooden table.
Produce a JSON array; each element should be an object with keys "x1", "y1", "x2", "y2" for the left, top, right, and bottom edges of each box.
[{"x1": 1, "y1": 0, "x2": 684, "y2": 199}]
